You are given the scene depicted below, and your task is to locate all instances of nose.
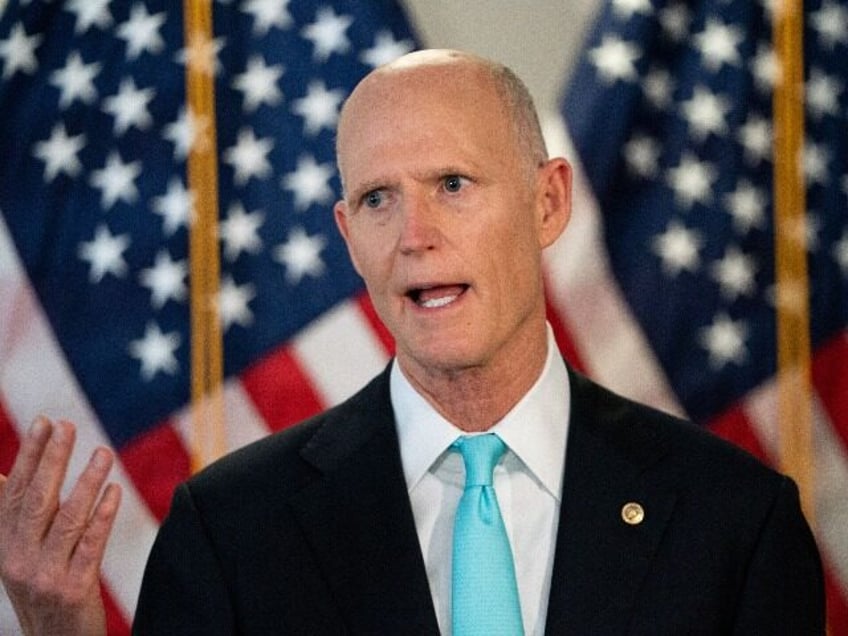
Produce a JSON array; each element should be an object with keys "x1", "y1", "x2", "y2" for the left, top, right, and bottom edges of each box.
[{"x1": 397, "y1": 191, "x2": 442, "y2": 255}]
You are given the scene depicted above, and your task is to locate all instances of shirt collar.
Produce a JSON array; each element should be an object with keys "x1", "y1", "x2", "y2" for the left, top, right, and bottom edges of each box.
[{"x1": 391, "y1": 324, "x2": 570, "y2": 501}]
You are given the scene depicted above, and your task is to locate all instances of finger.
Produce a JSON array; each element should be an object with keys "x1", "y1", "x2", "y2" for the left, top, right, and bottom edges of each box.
[
  {"x1": 0, "y1": 417, "x2": 53, "y2": 514},
  {"x1": 17, "y1": 420, "x2": 76, "y2": 538},
  {"x1": 43, "y1": 447, "x2": 115, "y2": 561},
  {"x1": 68, "y1": 482, "x2": 122, "y2": 582}
]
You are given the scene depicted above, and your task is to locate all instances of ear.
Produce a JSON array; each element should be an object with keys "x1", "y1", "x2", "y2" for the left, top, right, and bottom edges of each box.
[
  {"x1": 535, "y1": 158, "x2": 572, "y2": 249},
  {"x1": 334, "y1": 199, "x2": 363, "y2": 276}
]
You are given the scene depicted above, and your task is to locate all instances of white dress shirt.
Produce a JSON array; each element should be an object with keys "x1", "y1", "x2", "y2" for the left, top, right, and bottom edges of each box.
[{"x1": 391, "y1": 326, "x2": 570, "y2": 635}]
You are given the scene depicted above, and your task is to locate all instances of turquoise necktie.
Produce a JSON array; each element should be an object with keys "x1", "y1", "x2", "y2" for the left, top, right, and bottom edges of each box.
[{"x1": 452, "y1": 434, "x2": 524, "y2": 636}]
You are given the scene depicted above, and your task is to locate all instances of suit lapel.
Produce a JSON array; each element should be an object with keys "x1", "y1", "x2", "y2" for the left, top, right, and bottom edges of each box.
[
  {"x1": 545, "y1": 370, "x2": 678, "y2": 634},
  {"x1": 288, "y1": 368, "x2": 440, "y2": 635}
]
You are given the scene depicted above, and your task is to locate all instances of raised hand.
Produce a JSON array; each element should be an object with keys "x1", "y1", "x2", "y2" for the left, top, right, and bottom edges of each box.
[{"x1": 0, "y1": 418, "x2": 122, "y2": 636}]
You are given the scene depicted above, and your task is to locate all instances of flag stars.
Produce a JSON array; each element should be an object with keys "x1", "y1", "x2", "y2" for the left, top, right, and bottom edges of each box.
[
  {"x1": 89, "y1": 151, "x2": 142, "y2": 210},
  {"x1": 233, "y1": 55, "x2": 284, "y2": 112},
  {"x1": 710, "y1": 246, "x2": 758, "y2": 300},
  {"x1": 724, "y1": 179, "x2": 767, "y2": 234},
  {"x1": 751, "y1": 44, "x2": 779, "y2": 95},
  {"x1": 810, "y1": 0, "x2": 848, "y2": 49},
  {"x1": 360, "y1": 30, "x2": 414, "y2": 68},
  {"x1": 658, "y1": 3, "x2": 691, "y2": 42},
  {"x1": 680, "y1": 86, "x2": 731, "y2": 141},
  {"x1": 833, "y1": 230, "x2": 848, "y2": 276},
  {"x1": 152, "y1": 178, "x2": 194, "y2": 236},
  {"x1": 666, "y1": 152, "x2": 717, "y2": 210},
  {"x1": 102, "y1": 78, "x2": 155, "y2": 135},
  {"x1": 0, "y1": 23, "x2": 42, "y2": 79},
  {"x1": 220, "y1": 203, "x2": 264, "y2": 261},
  {"x1": 139, "y1": 250, "x2": 187, "y2": 309},
  {"x1": 78, "y1": 224, "x2": 130, "y2": 283},
  {"x1": 612, "y1": 0, "x2": 654, "y2": 20},
  {"x1": 224, "y1": 128, "x2": 274, "y2": 186},
  {"x1": 652, "y1": 219, "x2": 703, "y2": 276},
  {"x1": 65, "y1": 0, "x2": 112, "y2": 34},
  {"x1": 275, "y1": 227, "x2": 327, "y2": 284},
  {"x1": 694, "y1": 19, "x2": 743, "y2": 72},
  {"x1": 178, "y1": 31, "x2": 224, "y2": 77},
  {"x1": 589, "y1": 35, "x2": 641, "y2": 83},
  {"x1": 292, "y1": 80, "x2": 345, "y2": 135},
  {"x1": 737, "y1": 114, "x2": 772, "y2": 165},
  {"x1": 643, "y1": 67, "x2": 674, "y2": 110},
  {"x1": 282, "y1": 155, "x2": 335, "y2": 211},
  {"x1": 128, "y1": 322, "x2": 181, "y2": 381},
  {"x1": 243, "y1": 0, "x2": 293, "y2": 37},
  {"x1": 802, "y1": 141, "x2": 831, "y2": 187},
  {"x1": 50, "y1": 52, "x2": 100, "y2": 108},
  {"x1": 217, "y1": 276, "x2": 256, "y2": 331},
  {"x1": 699, "y1": 312, "x2": 749, "y2": 369},
  {"x1": 163, "y1": 107, "x2": 211, "y2": 160},
  {"x1": 33, "y1": 124, "x2": 86, "y2": 182},
  {"x1": 117, "y1": 3, "x2": 166, "y2": 60},
  {"x1": 302, "y1": 7, "x2": 353, "y2": 62},
  {"x1": 624, "y1": 133, "x2": 661, "y2": 178},
  {"x1": 806, "y1": 69, "x2": 842, "y2": 120}
]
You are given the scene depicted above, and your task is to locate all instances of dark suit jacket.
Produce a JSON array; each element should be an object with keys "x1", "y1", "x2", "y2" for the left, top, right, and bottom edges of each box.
[{"x1": 133, "y1": 364, "x2": 824, "y2": 634}]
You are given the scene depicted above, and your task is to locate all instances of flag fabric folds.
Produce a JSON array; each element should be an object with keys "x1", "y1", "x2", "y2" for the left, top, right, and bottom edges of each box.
[
  {"x1": 559, "y1": 0, "x2": 847, "y2": 629},
  {"x1": 0, "y1": 0, "x2": 416, "y2": 631}
]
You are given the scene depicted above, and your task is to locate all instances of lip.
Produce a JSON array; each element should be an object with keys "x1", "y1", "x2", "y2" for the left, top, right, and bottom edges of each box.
[{"x1": 404, "y1": 282, "x2": 470, "y2": 310}]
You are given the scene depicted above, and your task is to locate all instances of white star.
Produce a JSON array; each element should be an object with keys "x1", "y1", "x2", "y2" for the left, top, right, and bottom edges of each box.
[
  {"x1": 698, "y1": 312, "x2": 748, "y2": 369},
  {"x1": 643, "y1": 67, "x2": 674, "y2": 110},
  {"x1": 360, "y1": 30, "x2": 414, "y2": 68},
  {"x1": 220, "y1": 203, "x2": 264, "y2": 261},
  {"x1": 128, "y1": 322, "x2": 181, "y2": 381},
  {"x1": 102, "y1": 77, "x2": 155, "y2": 135},
  {"x1": 612, "y1": 0, "x2": 653, "y2": 19},
  {"x1": 658, "y1": 3, "x2": 691, "y2": 42},
  {"x1": 737, "y1": 114, "x2": 772, "y2": 165},
  {"x1": 78, "y1": 224, "x2": 130, "y2": 283},
  {"x1": 680, "y1": 85, "x2": 731, "y2": 141},
  {"x1": 274, "y1": 227, "x2": 327, "y2": 284},
  {"x1": 623, "y1": 133, "x2": 661, "y2": 178},
  {"x1": 223, "y1": 128, "x2": 274, "y2": 186},
  {"x1": 49, "y1": 51, "x2": 100, "y2": 108},
  {"x1": 152, "y1": 178, "x2": 194, "y2": 236},
  {"x1": 139, "y1": 250, "x2": 187, "y2": 309},
  {"x1": 302, "y1": 7, "x2": 352, "y2": 61},
  {"x1": 694, "y1": 19, "x2": 743, "y2": 72},
  {"x1": 803, "y1": 141, "x2": 831, "y2": 186},
  {"x1": 0, "y1": 23, "x2": 42, "y2": 79},
  {"x1": 32, "y1": 124, "x2": 86, "y2": 182},
  {"x1": 65, "y1": 0, "x2": 113, "y2": 34},
  {"x1": 163, "y1": 107, "x2": 211, "y2": 160},
  {"x1": 806, "y1": 68, "x2": 842, "y2": 120},
  {"x1": 723, "y1": 179, "x2": 767, "y2": 234},
  {"x1": 751, "y1": 43, "x2": 779, "y2": 95},
  {"x1": 589, "y1": 35, "x2": 641, "y2": 83},
  {"x1": 652, "y1": 219, "x2": 703, "y2": 276},
  {"x1": 710, "y1": 246, "x2": 758, "y2": 300},
  {"x1": 832, "y1": 230, "x2": 848, "y2": 276},
  {"x1": 117, "y1": 3, "x2": 166, "y2": 60},
  {"x1": 282, "y1": 155, "x2": 335, "y2": 211},
  {"x1": 177, "y1": 32, "x2": 224, "y2": 77},
  {"x1": 216, "y1": 276, "x2": 256, "y2": 332},
  {"x1": 665, "y1": 152, "x2": 717, "y2": 210},
  {"x1": 292, "y1": 80, "x2": 345, "y2": 135},
  {"x1": 810, "y1": 0, "x2": 848, "y2": 49},
  {"x1": 233, "y1": 55, "x2": 284, "y2": 112},
  {"x1": 89, "y1": 151, "x2": 141, "y2": 210},
  {"x1": 244, "y1": 0, "x2": 293, "y2": 36}
]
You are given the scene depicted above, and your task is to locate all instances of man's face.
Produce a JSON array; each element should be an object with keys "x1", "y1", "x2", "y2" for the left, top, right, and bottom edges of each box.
[{"x1": 334, "y1": 60, "x2": 567, "y2": 377}]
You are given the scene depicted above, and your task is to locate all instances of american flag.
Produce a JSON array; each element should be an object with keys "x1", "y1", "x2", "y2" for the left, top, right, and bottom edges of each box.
[
  {"x1": 555, "y1": 0, "x2": 847, "y2": 630},
  {"x1": 0, "y1": 0, "x2": 416, "y2": 632}
]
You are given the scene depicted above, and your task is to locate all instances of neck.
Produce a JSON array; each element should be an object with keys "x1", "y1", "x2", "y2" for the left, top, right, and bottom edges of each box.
[{"x1": 398, "y1": 325, "x2": 549, "y2": 432}]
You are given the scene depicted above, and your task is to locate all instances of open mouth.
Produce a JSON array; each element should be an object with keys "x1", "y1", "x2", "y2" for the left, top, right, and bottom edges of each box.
[{"x1": 407, "y1": 284, "x2": 469, "y2": 309}]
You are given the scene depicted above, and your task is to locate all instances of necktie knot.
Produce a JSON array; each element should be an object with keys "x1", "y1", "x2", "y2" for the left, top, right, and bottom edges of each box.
[{"x1": 454, "y1": 433, "x2": 506, "y2": 488}]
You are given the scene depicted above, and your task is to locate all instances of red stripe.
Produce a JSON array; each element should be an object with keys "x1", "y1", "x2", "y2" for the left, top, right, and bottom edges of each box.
[
  {"x1": 811, "y1": 331, "x2": 848, "y2": 455},
  {"x1": 707, "y1": 404, "x2": 770, "y2": 465},
  {"x1": 241, "y1": 346, "x2": 325, "y2": 432},
  {"x1": 825, "y1": 565, "x2": 848, "y2": 636},
  {"x1": 101, "y1": 581, "x2": 130, "y2": 636},
  {"x1": 119, "y1": 420, "x2": 191, "y2": 522},
  {"x1": 545, "y1": 297, "x2": 588, "y2": 373},
  {"x1": 0, "y1": 395, "x2": 21, "y2": 474},
  {"x1": 356, "y1": 292, "x2": 395, "y2": 355}
]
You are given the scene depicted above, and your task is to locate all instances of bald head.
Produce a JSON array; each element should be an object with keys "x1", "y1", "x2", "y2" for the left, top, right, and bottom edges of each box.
[{"x1": 336, "y1": 49, "x2": 548, "y2": 194}]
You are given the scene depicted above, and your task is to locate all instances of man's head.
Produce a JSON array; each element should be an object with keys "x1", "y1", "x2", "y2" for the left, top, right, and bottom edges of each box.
[{"x1": 333, "y1": 49, "x2": 572, "y2": 383}]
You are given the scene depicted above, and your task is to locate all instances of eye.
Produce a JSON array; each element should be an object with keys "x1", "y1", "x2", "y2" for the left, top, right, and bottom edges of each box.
[
  {"x1": 443, "y1": 175, "x2": 465, "y2": 193},
  {"x1": 363, "y1": 189, "x2": 384, "y2": 209}
]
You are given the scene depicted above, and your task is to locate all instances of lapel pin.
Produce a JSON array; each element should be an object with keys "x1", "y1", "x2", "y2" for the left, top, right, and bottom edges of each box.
[{"x1": 621, "y1": 502, "x2": 645, "y2": 525}]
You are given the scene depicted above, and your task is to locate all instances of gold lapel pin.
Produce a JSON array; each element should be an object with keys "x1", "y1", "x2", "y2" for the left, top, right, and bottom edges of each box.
[{"x1": 621, "y1": 502, "x2": 645, "y2": 525}]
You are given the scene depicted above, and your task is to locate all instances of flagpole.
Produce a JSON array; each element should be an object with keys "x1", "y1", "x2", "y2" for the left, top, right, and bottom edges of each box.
[
  {"x1": 772, "y1": 0, "x2": 815, "y2": 526},
  {"x1": 183, "y1": 0, "x2": 226, "y2": 472}
]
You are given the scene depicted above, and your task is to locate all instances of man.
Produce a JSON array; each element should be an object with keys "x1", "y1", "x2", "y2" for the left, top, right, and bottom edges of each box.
[{"x1": 0, "y1": 50, "x2": 825, "y2": 634}]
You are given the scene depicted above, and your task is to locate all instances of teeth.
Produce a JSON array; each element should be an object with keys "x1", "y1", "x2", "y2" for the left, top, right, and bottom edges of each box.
[{"x1": 420, "y1": 294, "x2": 459, "y2": 308}]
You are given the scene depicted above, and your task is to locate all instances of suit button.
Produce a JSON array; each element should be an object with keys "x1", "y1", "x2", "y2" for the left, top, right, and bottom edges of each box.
[{"x1": 621, "y1": 502, "x2": 645, "y2": 525}]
